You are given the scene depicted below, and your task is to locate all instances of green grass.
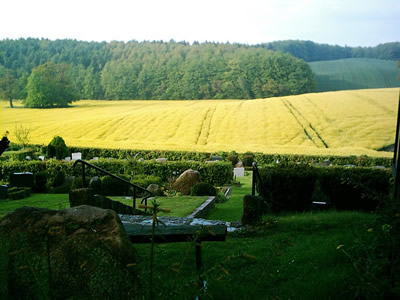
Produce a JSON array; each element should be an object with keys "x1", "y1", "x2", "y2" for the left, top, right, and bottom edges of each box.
[
  {"x1": 135, "y1": 210, "x2": 378, "y2": 299},
  {"x1": 309, "y1": 58, "x2": 400, "y2": 92},
  {"x1": 0, "y1": 194, "x2": 69, "y2": 218},
  {"x1": 206, "y1": 172, "x2": 252, "y2": 222},
  {"x1": 110, "y1": 196, "x2": 208, "y2": 217}
]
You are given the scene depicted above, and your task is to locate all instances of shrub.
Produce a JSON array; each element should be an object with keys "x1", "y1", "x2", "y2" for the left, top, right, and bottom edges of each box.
[
  {"x1": 102, "y1": 175, "x2": 130, "y2": 196},
  {"x1": 10, "y1": 149, "x2": 34, "y2": 161},
  {"x1": 47, "y1": 136, "x2": 69, "y2": 160},
  {"x1": 191, "y1": 182, "x2": 217, "y2": 196},
  {"x1": 215, "y1": 192, "x2": 228, "y2": 203},
  {"x1": 34, "y1": 171, "x2": 47, "y2": 192},
  {"x1": 226, "y1": 152, "x2": 239, "y2": 166},
  {"x1": 89, "y1": 176, "x2": 103, "y2": 194},
  {"x1": 53, "y1": 171, "x2": 66, "y2": 187},
  {"x1": 71, "y1": 176, "x2": 89, "y2": 190},
  {"x1": 241, "y1": 152, "x2": 255, "y2": 167},
  {"x1": 131, "y1": 175, "x2": 162, "y2": 188}
]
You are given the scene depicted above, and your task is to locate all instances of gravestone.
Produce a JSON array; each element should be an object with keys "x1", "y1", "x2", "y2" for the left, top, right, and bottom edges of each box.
[
  {"x1": 173, "y1": 169, "x2": 201, "y2": 195},
  {"x1": 234, "y1": 167, "x2": 245, "y2": 177},
  {"x1": 211, "y1": 156, "x2": 222, "y2": 161},
  {"x1": 0, "y1": 185, "x2": 7, "y2": 200},
  {"x1": 71, "y1": 152, "x2": 82, "y2": 160},
  {"x1": 92, "y1": 157, "x2": 99, "y2": 161},
  {"x1": 39, "y1": 155, "x2": 45, "y2": 161},
  {"x1": 156, "y1": 158, "x2": 167, "y2": 163},
  {"x1": 65, "y1": 157, "x2": 71, "y2": 162},
  {"x1": 10, "y1": 173, "x2": 34, "y2": 188}
]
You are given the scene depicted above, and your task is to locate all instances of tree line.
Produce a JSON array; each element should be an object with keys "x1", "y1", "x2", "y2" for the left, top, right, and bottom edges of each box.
[
  {"x1": 258, "y1": 40, "x2": 400, "y2": 62},
  {"x1": 0, "y1": 38, "x2": 398, "y2": 107}
]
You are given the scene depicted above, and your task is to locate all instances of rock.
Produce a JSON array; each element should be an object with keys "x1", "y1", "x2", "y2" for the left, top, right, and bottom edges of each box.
[
  {"x1": 147, "y1": 184, "x2": 163, "y2": 196},
  {"x1": 0, "y1": 205, "x2": 140, "y2": 299},
  {"x1": 173, "y1": 169, "x2": 201, "y2": 195},
  {"x1": 89, "y1": 176, "x2": 102, "y2": 194},
  {"x1": 156, "y1": 158, "x2": 167, "y2": 163},
  {"x1": 235, "y1": 160, "x2": 244, "y2": 168}
]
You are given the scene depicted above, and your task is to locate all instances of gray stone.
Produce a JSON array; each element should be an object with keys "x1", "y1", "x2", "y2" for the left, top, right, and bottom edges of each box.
[
  {"x1": 0, "y1": 205, "x2": 139, "y2": 299},
  {"x1": 147, "y1": 184, "x2": 163, "y2": 196},
  {"x1": 235, "y1": 160, "x2": 244, "y2": 168},
  {"x1": 156, "y1": 158, "x2": 167, "y2": 163},
  {"x1": 173, "y1": 169, "x2": 201, "y2": 195}
]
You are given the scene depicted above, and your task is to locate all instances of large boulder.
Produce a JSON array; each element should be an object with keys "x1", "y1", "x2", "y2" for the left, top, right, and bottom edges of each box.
[
  {"x1": 147, "y1": 184, "x2": 163, "y2": 196},
  {"x1": 0, "y1": 205, "x2": 140, "y2": 299},
  {"x1": 173, "y1": 169, "x2": 201, "y2": 195}
]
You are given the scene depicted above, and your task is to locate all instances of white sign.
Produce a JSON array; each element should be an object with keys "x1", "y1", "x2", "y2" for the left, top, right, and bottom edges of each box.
[
  {"x1": 234, "y1": 167, "x2": 245, "y2": 177},
  {"x1": 71, "y1": 152, "x2": 82, "y2": 160}
]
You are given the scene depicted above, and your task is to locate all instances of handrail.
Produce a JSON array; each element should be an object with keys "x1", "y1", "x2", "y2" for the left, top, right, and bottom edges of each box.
[{"x1": 73, "y1": 159, "x2": 153, "y2": 210}]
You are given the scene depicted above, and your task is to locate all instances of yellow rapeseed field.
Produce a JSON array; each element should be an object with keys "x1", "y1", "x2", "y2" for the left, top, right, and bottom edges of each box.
[{"x1": 1, "y1": 88, "x2": 399, "y2": 157}]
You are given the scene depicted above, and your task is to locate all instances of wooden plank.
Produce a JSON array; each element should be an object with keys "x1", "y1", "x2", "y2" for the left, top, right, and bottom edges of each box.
[{"x1": 123, "y1": 223, "x2": 227, "y2": 243}]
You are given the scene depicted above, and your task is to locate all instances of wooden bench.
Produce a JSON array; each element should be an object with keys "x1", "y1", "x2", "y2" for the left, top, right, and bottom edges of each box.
[{"x1": 121, "y1": 216, "x2": 227, "y2": 271}]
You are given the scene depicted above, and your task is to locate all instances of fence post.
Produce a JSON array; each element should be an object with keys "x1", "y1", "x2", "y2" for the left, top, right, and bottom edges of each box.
[{"x1": 252, "y1": 162, "x2": 257, "y2": 196}]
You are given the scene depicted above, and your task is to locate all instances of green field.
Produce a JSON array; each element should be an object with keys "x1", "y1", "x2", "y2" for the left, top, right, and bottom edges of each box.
[{"x1": 310, "y1": 58, "x2": 400, "y2": 92}]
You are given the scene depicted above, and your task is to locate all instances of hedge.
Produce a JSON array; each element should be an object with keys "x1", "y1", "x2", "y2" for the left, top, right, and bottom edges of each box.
[
  {"x1": 63, "y1": 146, "x2": 392, "y2": 167},
  {"x1": 257, "y1": 165, "x2": 392, "y2": 212},
  {"x1": 0, "y1": 159, "x2": 233, "y2": 188}
]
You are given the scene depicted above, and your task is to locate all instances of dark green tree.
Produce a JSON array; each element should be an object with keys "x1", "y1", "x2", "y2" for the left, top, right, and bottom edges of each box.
[
  {"x1": 0, "y1": 68, "x2": 18, "y2": 108},
  {"x1": 25, "y1": 62, "x2": 78, "y2": 108},
  {"x1": 47, "y1": 136, "x2": 69, "y2": 159}
]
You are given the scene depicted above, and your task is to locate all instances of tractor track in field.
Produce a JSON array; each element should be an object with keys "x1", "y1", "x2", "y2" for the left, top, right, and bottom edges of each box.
[
  {"x1": 349, "y1": 91, "x2": 394, "y2": 114},
  {"x1": 282, "y1": 99, "x2": 329, "y2": 148}
]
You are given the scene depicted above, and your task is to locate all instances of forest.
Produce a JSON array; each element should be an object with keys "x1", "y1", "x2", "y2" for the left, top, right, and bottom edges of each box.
[
  {"x1": 0, "y1": 39, "x2": 399, "y2": 102},
  {"x1": 259, "y1": 40, "x2": 400, "y2": 62}
]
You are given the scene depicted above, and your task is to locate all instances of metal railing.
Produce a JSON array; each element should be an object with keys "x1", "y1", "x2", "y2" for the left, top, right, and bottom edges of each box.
[{"x1": 73, "y1": 159, "x2": 153, "y2": 210}]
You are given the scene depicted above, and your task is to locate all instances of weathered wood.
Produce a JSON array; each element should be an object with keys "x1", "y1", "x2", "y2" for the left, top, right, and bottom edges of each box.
[{"x1": 123, "y1": 223, "x2": 227, "y2": 243}]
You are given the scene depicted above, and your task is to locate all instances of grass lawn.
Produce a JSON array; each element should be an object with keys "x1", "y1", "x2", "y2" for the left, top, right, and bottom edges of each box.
[
  {"x1": 0, "y1": 194, "x2": 70, "y2": 218},
  {"x1": 0, "y1": 194, "x2": 208, "y2": 218},
  {"x1": 206, "y1": 171, "x2": 252, "y2": 222}
]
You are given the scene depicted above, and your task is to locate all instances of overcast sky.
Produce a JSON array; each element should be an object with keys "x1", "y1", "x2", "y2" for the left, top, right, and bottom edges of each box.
[{"x1": 1, "y1": 0, "x2": 399, "y2": 47}]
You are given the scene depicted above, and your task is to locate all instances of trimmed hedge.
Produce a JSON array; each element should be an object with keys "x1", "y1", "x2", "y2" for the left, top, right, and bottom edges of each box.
[
  {"x1": 63, "y1": 146, "x2": 392, "y2": 167},
  {"x1": 258, "y1": 165, "x2": 392, "y2": 212},
  {"x1": 0, "y1": 159, "x2": 233, "y2": 189}
]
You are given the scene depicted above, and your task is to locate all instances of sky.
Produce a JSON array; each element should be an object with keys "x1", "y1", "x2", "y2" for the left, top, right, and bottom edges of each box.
[{"x1": 1, "y1": 0, "x2": 399, "y2": 47}]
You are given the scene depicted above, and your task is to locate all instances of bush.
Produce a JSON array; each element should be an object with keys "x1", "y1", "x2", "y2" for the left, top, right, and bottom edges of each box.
[
  {"x1": 89, "y1": 176, "x2": 103, "y2": 194},
  {"x1": 258, "y1": 165, "x2": 392, "y2": 212},
  {"x1": 8, "y1": 187, "x2": 31, "y2": 200},
  {"x1": 241, "y1": 152, "x2": 255, "y2": 167},
  {"x1": 191, "y1": 182, "x2": 217, "y2": 196},
  {"x1": 47, "y1": 136, "x2": 69, "y2": 160},
  {"x1": 53, "y1": 171, "x2": 66, "y2": 187},
  {"x1": 215, "y1": 192, "x2": 228, "y2": 203},
  {"x1": 34, "y1": 171, "x2": 47, "y2": 193},
  {"x1": 130, "y1": 175, "x2": 162, "y2": 188},
  {"x1": 226, "y1": 152, "x2": 239, "y2": 166},
  {"x1": 9, "y1": 149, "x2": 34, "y2": 161},
  {"x1": 71, "y1": 176, "x2": 89, "y2": 190},
  {"x1": 102, "y1": 175, "x2": 130, "y2": 196}
]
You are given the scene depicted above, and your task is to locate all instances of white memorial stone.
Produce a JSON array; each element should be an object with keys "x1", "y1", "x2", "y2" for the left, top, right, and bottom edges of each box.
[
  {"x1": 234, "y1": 167, "x2": 245, "y2": 177},
  {"x1": 92, "y1": 157, "x2": 99, "y2": 161},
  {"x1": 65, "y1": 157, "x2": 71, "y2": 162},
  {"x1": 71, "y1": 152, "x2": 82, "y2": 160},
  {"x1": 39, "y1": 156, "x2": 45, "y2": 161}
]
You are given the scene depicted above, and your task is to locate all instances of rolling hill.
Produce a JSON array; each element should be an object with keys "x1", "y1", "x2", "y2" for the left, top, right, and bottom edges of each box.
[
  {"x1": 309, "y1": 58, "x2": 400, "y2": 92},
  {"x1": 1, "y1": 88, "x2": 398, "y2": 157}
]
